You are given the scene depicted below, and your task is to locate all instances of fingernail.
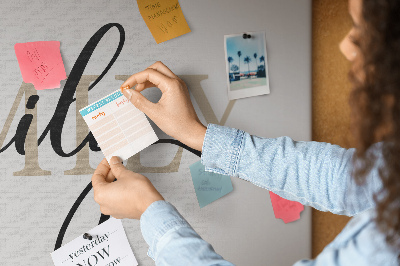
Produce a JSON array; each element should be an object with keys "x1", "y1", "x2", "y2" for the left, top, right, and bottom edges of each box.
[
  {"x1": 120, "y1": 85, "x2": 130, "y2": 92},
  {"x1": 123, "y1": 89, "x2": 133, "y2": 100},
  {"x1": 110, "y1": 156, "x2": 122, "y2": 165}
]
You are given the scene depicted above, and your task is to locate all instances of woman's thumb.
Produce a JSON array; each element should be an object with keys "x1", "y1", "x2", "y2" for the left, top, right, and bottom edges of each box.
[
  {"x1": 109, "y1": 156, "x2": 127, "y2": 178},
  {"x1": 122, "y1": 88, "x2": 154, "y2": 115}
]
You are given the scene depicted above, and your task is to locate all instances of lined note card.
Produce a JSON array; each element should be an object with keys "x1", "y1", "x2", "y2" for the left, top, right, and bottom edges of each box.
[
  {"x1": 80, "y1": 89, "x2": 158, "y2": 162},
  {"x1": 14, "y1": 41, "x2": 67, "y2": 90},
  {"x1": 137, "y1": 0, "x2": 191, "y2": 44}
]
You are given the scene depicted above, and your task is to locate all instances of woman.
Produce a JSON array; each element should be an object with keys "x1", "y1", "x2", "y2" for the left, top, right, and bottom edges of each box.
[{"x1": 91, "y1": 0, "x2": 400, "y2": 264}]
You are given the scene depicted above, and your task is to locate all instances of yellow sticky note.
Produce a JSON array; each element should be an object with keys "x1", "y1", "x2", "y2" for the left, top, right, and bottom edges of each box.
[{"x1": 137, "y1": 0, "x2": 191, "y2": 44}]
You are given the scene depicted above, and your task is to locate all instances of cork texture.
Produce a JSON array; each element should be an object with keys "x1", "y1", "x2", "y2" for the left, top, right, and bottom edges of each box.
[{"x1": 312, "y1": 0, "x2": 353, "y2": 257}]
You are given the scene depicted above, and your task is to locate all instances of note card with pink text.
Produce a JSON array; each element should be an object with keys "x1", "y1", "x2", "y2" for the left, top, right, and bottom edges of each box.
[{"x1": 80, "y1": 89, "x2": 158, "y2": 162}]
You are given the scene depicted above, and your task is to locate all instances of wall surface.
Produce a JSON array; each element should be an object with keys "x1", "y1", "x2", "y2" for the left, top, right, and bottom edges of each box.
[
  {"x1": 312, "y1": 0, "x2": 353, "y2": 257},
  {"x1": 0, "y1": 0, "x2": 312, "y2": 265}
]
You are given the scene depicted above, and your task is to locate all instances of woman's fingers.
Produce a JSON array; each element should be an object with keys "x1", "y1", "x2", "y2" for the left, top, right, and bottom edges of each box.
[
  {"x1": 105, "y1": 168, "x2": 116, "y2": 183},
  {"x1": 120, "y1": 65, "x2": 180, "y2": 117},
  {"x1": 121, "y1": 61, "x2": 178, "y2": 93},
  {"x1": 109, "y1": 156, "x2": 130, "y2": 179},
  {"x1": 147, "y1": 61, "x2": 177, "y2": 79},
  {"x1": 135, "y1": 81, "x2": 156, "y2": 92},
  {"x1": 92, "y1": 159, "x2": 110, "y2": 187},
  {"x1": 121, "y1": 88, "x2": 158, "y2": 117},
  {"x1": 120, "y1": 68, "x2": 173, "y2": 93},
  {"x1": 118, "y1": 61, "x2": 205, "y2": 152}
]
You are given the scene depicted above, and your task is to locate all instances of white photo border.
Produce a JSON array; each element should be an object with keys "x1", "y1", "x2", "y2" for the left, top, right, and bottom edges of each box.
[{"x1": 224, "y1": 31, "x2": 270, "y2": 100}]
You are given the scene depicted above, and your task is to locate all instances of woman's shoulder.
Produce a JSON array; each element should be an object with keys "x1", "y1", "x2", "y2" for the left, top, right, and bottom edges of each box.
[{"x1": 322, "y1": 209, "x2": 399, "y2": 265}]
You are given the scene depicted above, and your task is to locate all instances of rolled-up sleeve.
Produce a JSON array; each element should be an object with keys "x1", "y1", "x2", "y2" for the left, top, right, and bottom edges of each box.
[
  {"x1": 140, "y1": 200, "x2": 234, "y2": 265},
  {"x1": 201, "y1": 124, "x2": 382, "y2": 216}
]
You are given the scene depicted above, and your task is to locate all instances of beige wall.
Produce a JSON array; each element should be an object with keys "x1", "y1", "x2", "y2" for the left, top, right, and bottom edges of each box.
[{"x1": 312, "y1": 0, "x2": 353, "y2": 257}]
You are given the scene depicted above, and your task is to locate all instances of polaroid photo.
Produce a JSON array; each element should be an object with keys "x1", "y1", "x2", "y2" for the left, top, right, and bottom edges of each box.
[{"x1": 224, "y1": 31, "x2": 270, "y2": 100}]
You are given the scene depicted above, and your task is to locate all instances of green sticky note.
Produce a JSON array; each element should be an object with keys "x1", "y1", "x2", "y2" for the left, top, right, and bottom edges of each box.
[{"x1": 189, "y1": 160, "x2": 233, "y2": 208}]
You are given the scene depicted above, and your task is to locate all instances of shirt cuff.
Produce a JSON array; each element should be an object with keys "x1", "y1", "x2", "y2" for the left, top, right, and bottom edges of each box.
[
  {"x1": 201, "y1": 123, "x2": 245, "y2": 176},
  {"x1": 140, "y1": 200, "x2": 192, "y2": 260}
]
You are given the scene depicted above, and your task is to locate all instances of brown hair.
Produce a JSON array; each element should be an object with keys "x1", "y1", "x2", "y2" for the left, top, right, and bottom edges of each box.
[{"x1": 350, "y1": 0, "x2": 400, "y2": 251}]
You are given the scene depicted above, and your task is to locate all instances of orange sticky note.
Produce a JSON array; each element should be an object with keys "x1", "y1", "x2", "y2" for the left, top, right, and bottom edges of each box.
[
  {"x1": 137, "y1": 0, "x2": 191, "y2": 44},
  {"x1": 14, "y1": 41, "x2": 67, "y2": 90}
]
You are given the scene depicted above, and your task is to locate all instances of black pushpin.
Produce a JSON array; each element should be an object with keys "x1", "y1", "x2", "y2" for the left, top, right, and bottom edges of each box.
[
  {"x1": 242, "y1": 33, "x2": 251, "y2": 39},
  {"x1": 83, "y1": 233, "x2": 93, "y2": 240}
]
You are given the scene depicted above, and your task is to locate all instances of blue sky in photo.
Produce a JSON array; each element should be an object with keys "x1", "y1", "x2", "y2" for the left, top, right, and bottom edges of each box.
[{"x1": 226, "y1": 32, "x2": 267, "y2": 73}]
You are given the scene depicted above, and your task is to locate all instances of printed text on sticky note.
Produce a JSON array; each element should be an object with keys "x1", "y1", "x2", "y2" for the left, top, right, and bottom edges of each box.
[
  {"x1": 137, "y1": 0, "x2": 191, "y2": 44},
  {"x1": 189, "y1": 161, "x2": 233, "y2": 208},
  {"x1": 80, "y1": 89, "x2": 158, "y2": 162},
  {"x1": 269, "y1": 191, "x2": 304, "y2": 223},
  {"x1": 14, "y1": 41, "x2": 67, "y2": 90}
]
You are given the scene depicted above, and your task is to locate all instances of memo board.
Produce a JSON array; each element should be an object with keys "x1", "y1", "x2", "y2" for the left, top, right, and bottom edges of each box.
[{"x1": 0, "y1": 0, "x2": 311, "y2": 265}]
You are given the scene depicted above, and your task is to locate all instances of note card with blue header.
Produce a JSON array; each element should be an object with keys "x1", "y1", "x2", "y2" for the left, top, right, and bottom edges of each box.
[{"x1": 79, "y1": 89, "x2": 158, "y2": 163}]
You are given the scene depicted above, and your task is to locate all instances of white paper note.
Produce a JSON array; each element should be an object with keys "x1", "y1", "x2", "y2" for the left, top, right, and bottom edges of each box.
[
  {"x1": 51, "y1": 218, "x2": 138, "y2": 266},
  {"x1": 80, "y1": 89, "x2": 158, "y2": 162}
]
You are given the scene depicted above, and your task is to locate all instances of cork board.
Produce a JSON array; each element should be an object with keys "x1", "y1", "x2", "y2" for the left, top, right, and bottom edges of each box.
[{"x1": 312, "y1": 0, "x2": 353, "y2": 257}]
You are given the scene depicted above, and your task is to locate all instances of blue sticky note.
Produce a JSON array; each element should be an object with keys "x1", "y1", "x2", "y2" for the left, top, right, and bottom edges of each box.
[{"x1": 189, "y1": 160, "x2": 233, "y2": 208}]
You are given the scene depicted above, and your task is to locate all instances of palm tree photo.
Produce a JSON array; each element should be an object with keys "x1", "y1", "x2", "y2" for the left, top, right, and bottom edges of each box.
[
  {"x1": 227, "y1": 56, "x2": 234, "y2": 73},
  {"x1": 237, "y1": 51, "x2": 242, "y2": 77},
  {"x1": 225, "y1": 32, "x2": 268, "y2": 93},
  {"x1": 231, "y1": 64, "x2": 239, "y2": 72},
  {"x1": 253, "y1": 53, "x2": 258, "y2": 74},
  {"x1": 260, "y1": 55, "x2": 265, "y2": 71},
  {"x1": 244, "y1": 56, "x2": 251, "y2": 78}
]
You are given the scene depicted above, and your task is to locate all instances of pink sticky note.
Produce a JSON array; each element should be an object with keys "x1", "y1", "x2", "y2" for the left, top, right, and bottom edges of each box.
[
  {"x1": 14, "y1": 41, "x2": 67, "y2": 90},
  {"x1": 269, "y1": 191, "x2": 304, "y2": 223}
]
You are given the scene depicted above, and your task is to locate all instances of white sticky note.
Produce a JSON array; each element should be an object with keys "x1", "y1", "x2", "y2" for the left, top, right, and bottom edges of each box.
[
  {"x1": 79, "y1": 89, "x2": 158, "y2": 162},
  {"x1": 51, "y1": 218, "x2": 138, "y2": 266}
]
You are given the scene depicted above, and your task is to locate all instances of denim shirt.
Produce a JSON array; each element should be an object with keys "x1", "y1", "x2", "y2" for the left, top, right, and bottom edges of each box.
[{"x1": 140, "y1": 124, "x2": 399, "y2": 265}]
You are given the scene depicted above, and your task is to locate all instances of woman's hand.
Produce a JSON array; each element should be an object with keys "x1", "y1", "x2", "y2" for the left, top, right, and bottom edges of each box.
[
  {"x1": 91, "y1": 157, "x2": 164, "y2": 219},
  {"x1": 120, "y1": 61, "x2": 207, "y2": 152}
]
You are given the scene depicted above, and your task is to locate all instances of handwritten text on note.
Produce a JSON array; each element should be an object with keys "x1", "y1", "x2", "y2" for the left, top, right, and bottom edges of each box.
[
  {"x1": 190, "y1": 160, "x2": 233, "y2": 208},
  {"x1": 137, "y1": 0, "x2": 191, "y2": 44},
  {"x1": 269, "y1": 191, "x2": 304, "y2": 223},
  {"x1": 14, "y1": 41, "x2": 67, "y2": 90}
]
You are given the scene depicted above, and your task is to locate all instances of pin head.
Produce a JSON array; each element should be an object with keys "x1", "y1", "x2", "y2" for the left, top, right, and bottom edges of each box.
[
  {"x1": 243, "y1": 34, "x2": 252, "y2": 39},
  {"x1": 83, "y1": 233, "x2": 93, "y2": 240}
]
